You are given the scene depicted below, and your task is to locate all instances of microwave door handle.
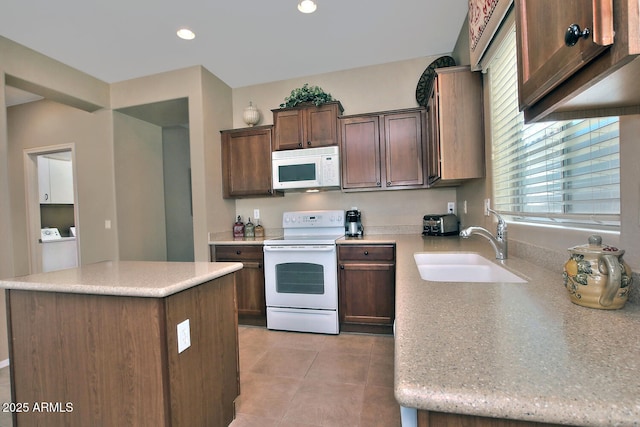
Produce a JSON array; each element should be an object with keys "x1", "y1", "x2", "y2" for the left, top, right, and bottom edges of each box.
[{"x1": 263, "y1": 246, "x2": 335, "y2": 252}]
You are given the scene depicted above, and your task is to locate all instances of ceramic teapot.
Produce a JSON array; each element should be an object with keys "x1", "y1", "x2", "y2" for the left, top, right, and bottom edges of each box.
[{"x1": 563, "y1": 235, "x2": 632, "y2": 309}]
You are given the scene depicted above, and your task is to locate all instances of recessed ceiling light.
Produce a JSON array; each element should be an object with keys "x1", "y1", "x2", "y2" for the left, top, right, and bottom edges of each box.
[
  {"x1": 176, "y1": 28, "x2": 196, "y2": 40},
  {"x1": 298, "y1": 0, "x2": 317, "y2": 13}
]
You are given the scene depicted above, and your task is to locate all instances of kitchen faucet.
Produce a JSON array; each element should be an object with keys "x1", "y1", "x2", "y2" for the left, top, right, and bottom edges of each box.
[{"x1": 459, "y1": 208, "x2": 508, "y2": 259}]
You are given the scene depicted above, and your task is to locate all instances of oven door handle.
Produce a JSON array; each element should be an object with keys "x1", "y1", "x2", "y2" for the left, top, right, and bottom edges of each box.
[{"x1": 263, "y1": 246, "x2": 336, "y2": 252}]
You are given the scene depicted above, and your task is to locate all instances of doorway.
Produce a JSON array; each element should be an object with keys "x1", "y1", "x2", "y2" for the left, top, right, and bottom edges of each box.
[{"x1": 24, "y1": 144, "x2": 80, "y2": 273}]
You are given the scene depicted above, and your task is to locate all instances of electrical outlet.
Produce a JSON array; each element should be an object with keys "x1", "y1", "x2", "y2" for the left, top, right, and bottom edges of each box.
[
  {"x1": 254, "y1": 209, "x2": 260, "y2": 220},
  {"x1": 484, "y1": 199, "x2": 491, "y2": 216},
  {"x1": 104, "y1": 219, "x2": 111, "y2": 229},
  {"x1": 177, "y1": 319, "x2": 191, "y2": 354},
  {"x1": 447, "y1": 202, "x2": 456, "y2": 215}
]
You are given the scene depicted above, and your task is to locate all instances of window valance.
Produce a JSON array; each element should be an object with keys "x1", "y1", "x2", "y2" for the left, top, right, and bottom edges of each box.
[{"x1": 468, "y1": 0, "x2": 513, "y2": 69}]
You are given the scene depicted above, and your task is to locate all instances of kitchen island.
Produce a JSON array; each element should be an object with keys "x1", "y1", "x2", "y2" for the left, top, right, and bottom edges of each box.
[
  {"x1": 387, "y1": 234, "x2": 640, "y2": 427},
  {"x1": 0, "y1": 260, "x2": 243, "y2": 427}
]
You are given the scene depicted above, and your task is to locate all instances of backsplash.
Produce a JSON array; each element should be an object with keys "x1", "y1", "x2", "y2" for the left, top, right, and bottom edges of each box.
[{"x1": 234, "y1": 188, "x2": 456, "y2": 238}]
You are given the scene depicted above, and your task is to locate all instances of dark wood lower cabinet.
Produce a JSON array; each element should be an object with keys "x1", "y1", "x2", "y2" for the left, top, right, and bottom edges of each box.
[
  {"x1": 418, "y1": 410, "x2": 565, "y2": 426},
  {"x1": 212, "y1": 244, "x2": 266, "y2": 325},
  {"x1": 338, "y1": 244, "x2": 395, "y2": 334},
  {"x1": 6, "y1": 274, "x2": 239, "y2": 427}
]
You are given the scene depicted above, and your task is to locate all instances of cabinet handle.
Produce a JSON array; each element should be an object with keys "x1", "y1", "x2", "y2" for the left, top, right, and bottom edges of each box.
[
  {"x1": 376, "y1": 182, "x2": 381, "y2": 187},
  {"x1": 307, "y1": 141, "x2": 312, "y2": 146},
  {"x1": 236, "y1": 250, "x2": 241, "y2": 255},
  {"x1": 565, "y1": 24, "x2": 590, "y2": 47},
  {"x1": 258, "y1": 263, "x2": 262, "y2": 269},
  {"x1": 298, "y1": 142, "x2": 303, "y2": 148},
  {"x1": 387, "y1": 182, "x2": 391, "y2": 186},
  {"x1": 340, "y1": 265, "x2": 345, "y2": 269},
  {"x1": 364, "y1": 251, "x2": 369, "y2": 255}
]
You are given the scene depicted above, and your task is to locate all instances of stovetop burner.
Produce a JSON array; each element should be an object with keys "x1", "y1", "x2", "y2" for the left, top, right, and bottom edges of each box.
[{"x1": 263, "y1": 210, "x2": 345, "y2": 246}]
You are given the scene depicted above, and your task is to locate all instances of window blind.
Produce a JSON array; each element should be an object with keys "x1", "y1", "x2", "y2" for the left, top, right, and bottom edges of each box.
[{"x1": 488, "y1": 26, "x2": 620, "y2": 228}]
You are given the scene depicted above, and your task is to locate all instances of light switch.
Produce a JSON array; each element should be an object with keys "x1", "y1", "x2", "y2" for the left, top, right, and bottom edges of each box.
[{"x1": 177, "y1": 319, "x2": 191, "y2": 353}]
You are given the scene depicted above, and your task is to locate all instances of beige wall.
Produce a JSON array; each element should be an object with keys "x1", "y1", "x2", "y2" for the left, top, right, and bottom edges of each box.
[
  {"x1": 1, "y1": 36, "x2": 112, "y2": 277},
  {"x1": 8, "y1": 100, "x2": 119, "y2": 271},
  {"x1": 201, "y1": 68, "x2": 236, "y2": 239},
  {"x1": 231, "y1": 57, "x2": 457, "y2": 232},
  {"x1": 111, "y1": 66, "x2": 234, "y2": 261},
  {"x1": 113, "y1": 112, "x2": 167, "y2": 260}
]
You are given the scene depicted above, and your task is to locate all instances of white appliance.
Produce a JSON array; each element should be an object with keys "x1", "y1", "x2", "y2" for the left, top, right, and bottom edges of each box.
[
  {"x1": 263, "y1": 210, "x2": 344, "y2": 334},
  {"x1": 272, "y1": 146, "x2": 340, "y2": 191}
]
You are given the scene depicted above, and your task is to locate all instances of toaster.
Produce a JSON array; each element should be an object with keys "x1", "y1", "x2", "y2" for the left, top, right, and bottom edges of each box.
[{"x1": 422, "y1": 214, "x2": 459, "y2": 236}]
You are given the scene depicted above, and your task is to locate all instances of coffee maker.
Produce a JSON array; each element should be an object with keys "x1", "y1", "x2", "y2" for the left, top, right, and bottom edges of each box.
[{"x1": 345, "y1": 208, "x2": 364, "y2": 237}]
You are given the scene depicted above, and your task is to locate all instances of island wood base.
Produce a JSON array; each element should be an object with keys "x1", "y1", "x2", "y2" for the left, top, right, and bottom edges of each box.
[{"x1": 6, "y1": 273, "x2": 239, "y2": 427}]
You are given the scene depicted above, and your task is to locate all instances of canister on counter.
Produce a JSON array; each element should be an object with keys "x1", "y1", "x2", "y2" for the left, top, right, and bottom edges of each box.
[
  {"x1": 244, "y1": 217, "x2": 255, "y2": 237},
  {"x1": 233, "y1": 216, "x2": 245, "y2": 238},
  {"x1": 254, "y1": 219, "x2": 264, "y2": 238}
]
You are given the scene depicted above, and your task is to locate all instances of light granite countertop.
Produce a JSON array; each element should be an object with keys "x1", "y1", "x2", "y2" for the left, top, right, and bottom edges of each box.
[
  {"x1": 389, "y1": 234, "x2": 640, "y2": 427},
  {"x1": 0, "y1": 260, "x2": 243, "y2": 298},
  {"x1": 208, "y1": 231, "x2": 640, "y2": 425}
]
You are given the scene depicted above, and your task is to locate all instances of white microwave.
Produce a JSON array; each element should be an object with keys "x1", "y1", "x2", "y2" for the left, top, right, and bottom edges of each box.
[{"x1": 272, "y1": 146, "x2": 341, "y2": 191}]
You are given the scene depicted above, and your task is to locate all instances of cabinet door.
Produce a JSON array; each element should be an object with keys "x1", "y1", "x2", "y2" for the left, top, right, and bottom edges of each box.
[
  {"x1": 48, "y1": 158, "x2": 74, "y2": 204},
  {"x1": 384, "y1": 111, "x2": 424, "y2": 187},
  {"x1": 515, "y1": 0, "x2": 613, "y2": 109},
  {"x1": 234, "y1": 262, "x2": 265, "y2": 317},
  {"x1": 340, "y1": 115, "x2": 382, "y2": 189},
  {"x1": 428, "y1": 66, "x2": 484, "y2": 186},
  {"x1": 339, "y1": 262, "x2": 395, "y2": 325},
  {"x1": 273, "y1": 102, "x2": 342, "y2": 150},
  {"x1": 221, "y1": 126, "x2": 275, "y2": 198},
  {"x1": 306, "y1": 103, "x2": 340, "y2": 148},
  {"x1": 37, "y1": 156, "x2": 51, "y2": 203},
  {"x1": 213, "y1": 245, "x2": 266, "y2": 317},
  {"x1": 273, "y1": 109, "x2": 304, "y2": 150}
]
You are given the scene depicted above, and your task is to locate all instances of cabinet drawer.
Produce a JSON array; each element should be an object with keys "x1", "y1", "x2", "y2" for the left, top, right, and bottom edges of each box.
[
  {"x1": 338, "y1": 245, "x2": 395, "y2": 262},
  {"x1": 214, "y1": 245, "x2": 263, "y2": 261}
]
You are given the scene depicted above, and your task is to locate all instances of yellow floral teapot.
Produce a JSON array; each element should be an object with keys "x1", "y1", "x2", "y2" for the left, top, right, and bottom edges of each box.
[{"x1": 563, "y1": 235, "x2": 632, "y2": 309}]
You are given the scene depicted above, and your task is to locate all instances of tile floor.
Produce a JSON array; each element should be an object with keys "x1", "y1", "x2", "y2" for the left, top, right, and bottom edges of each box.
[
  {"x1": 0, "y1": 367, "x2": 11, "y2": 427},
  {"x1": 0, "y1": 326, "x2": 400, "y2": 427},
  {"x1": 231, "y1": 325, "x2": 400, "y2": 427}
]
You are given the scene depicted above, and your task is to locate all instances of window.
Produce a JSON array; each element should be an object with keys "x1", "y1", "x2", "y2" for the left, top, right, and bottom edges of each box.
[{"x1": 487, "y1": 25, "x2": 620, "y2": 229}]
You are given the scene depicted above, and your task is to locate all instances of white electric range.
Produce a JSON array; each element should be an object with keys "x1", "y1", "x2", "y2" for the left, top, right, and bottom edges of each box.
[{"x1": 263, "y1": 210, "x2": 345, "y2": 334}]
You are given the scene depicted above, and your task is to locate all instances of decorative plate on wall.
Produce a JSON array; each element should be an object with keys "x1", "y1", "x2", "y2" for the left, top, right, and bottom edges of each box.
[{"x1": 415, "y1": 56, "x2": 456, "y2": 107}]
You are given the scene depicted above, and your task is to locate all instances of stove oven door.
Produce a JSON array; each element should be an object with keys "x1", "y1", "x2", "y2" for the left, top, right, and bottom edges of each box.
[{"x1": 263, "y1": 245, "x2": 338, "y2": 310}]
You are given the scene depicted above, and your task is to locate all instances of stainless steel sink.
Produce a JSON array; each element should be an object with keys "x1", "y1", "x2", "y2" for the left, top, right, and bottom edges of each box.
[{"x1": 414, "y1": 252, "x2": 527, "y2": 283}]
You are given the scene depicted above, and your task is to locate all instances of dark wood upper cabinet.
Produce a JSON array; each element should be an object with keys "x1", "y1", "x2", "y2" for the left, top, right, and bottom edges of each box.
[
  {"x1": 516, "y1": 0, "x2": 613, "y2": 109},
  {"x1": 220, "y1": 125, "x2": 281, "y2": 198},
  {"x1": 340, "y1": 108, "x2": 427, "y2": 191},
  {"x1": 427, "y1": 66, "x2": 484, "y2": 187},
  {"x1": 340, "y1": 114, "x2": 382, "y2": 189},
  {"x1": 272, "y1": 102, "x2": 343, "y2": 150},
  {"x1": 516, "y1": 0, "x2": 640, "y2": 122}
]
